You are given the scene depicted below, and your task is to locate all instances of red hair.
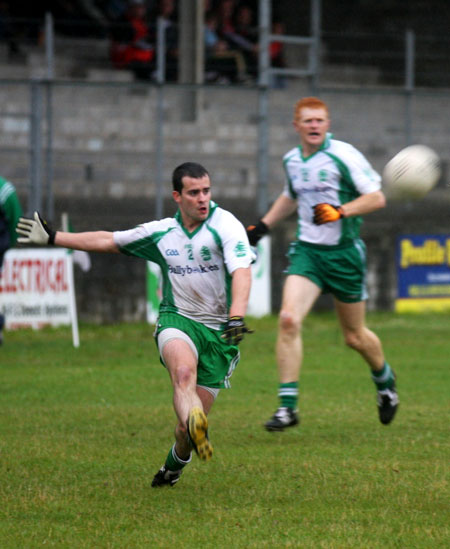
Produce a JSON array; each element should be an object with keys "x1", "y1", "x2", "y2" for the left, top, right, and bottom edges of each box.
[{"x1": 294, "y1": 97, "x2": 329, "y2": 120}]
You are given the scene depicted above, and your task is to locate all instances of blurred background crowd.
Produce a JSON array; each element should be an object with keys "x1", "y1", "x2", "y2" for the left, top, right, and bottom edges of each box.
[
  {"x1": 0, "y1": 0, "x2": 284, "y2": 84},
  {"x1": 0, "y1": 1, "x2": 449, "y2": 87}
]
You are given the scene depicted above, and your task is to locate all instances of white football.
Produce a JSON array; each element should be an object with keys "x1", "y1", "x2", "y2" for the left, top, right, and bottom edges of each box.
[{"x1": 382, "y1": 144, "x2": 441, "y2": 199}]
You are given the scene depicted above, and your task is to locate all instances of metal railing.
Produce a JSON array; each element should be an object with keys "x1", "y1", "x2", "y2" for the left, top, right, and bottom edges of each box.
[{"x1": 0, "y1": 2, "x2": 448, "y2": 223}]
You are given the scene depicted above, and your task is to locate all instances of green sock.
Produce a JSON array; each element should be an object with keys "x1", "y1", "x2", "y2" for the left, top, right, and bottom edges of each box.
[
  {"x1": 165, "y1": 444, "x2": 192, "y2": 472},
  {"x1": 371, "y1": 362, "x2": 395, "y2": 390},
  {"x1": 278, "y1": 382, "x2": 298, "y2": 410}
]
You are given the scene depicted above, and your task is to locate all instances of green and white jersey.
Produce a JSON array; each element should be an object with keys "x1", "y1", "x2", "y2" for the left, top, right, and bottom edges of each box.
[
  {"x1": 0, "y1": 176, "x2": 22, "y2": 250},
  {"x1": 113, "y1": 201, "x2": 252, "y2": 330},
  {"x1": 283, "y1": 134, "x2": 381, "y2": 246}
]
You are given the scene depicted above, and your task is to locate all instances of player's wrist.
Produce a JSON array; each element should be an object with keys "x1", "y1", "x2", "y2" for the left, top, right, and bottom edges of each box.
[
  {"x1": 258, "y1": 219, "x2": 269, "y2": 232},
  {"x1": 246, "y1": 219, "x2": 269, "y2": 246},
  {"x1": 37, "y1": 212, "x2": 56, "y2": 244}
]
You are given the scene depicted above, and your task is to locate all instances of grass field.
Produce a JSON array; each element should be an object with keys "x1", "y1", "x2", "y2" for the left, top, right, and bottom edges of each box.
[{"x1": 0, "y1": 313, "x2": 448, "y2": 548}]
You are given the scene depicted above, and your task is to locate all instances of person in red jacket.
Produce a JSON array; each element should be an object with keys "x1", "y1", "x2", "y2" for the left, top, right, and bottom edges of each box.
[{"x1": 110, "y1": 0, "x2": 155, "y2": 80}]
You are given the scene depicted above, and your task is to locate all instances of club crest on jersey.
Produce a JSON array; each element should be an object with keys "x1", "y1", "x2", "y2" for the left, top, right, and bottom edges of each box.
[
  {"x1": 200, "y1": 246, "x2": 212, "y2": 261},
  {"x1": 234, "y1": 241, "x2": 247, "y2": 258},
  {"x1": 301, "y1": 168, "x2": 310, "y2": 182},
  {"x1": 165, "y1": 249, "x2": 180, "y2": 256},
  {"x1": 319, "y1": 169, "x2": 328, "y2": 182}
]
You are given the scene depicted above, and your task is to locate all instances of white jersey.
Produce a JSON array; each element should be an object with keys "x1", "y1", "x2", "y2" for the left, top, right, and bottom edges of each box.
[
  {"x1": 282, "y1": 134, "x2": 381, "y2": 246},
  {"x1": 113, "y1": 202, "x2": 252, "y2": 330}
]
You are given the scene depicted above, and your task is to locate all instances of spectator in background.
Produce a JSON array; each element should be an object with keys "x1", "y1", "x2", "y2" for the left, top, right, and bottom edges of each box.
[
  {"x1": 228, "y1": 3, "x2": 258, "y2": 77},
  {"x1": 149, "y1": 0, "x2": 178, "y2": 81},
  {"x1": 216, "y1": 0, "x2": 237, "y2": 36},
  {"x1": 204, "y1": 9, "x2": 248, "y2": 83},
  {"x1": 109, "y1": 0, "x2": 155, "y2": 80},
  {"x1": 269, "y1": 19, "x2": 286, "y2": 88},
  {"x1": 0, "y1": 176, "x2": 22, "y2": 345}
]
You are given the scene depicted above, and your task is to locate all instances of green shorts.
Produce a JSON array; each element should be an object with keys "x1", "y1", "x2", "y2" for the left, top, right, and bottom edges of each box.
[
  {"x1": 286, "y1": 239, "x2": 368, "y2": 303},
  {"x1": 154, "y1": 312, "x2": 240, "y2": 389}
]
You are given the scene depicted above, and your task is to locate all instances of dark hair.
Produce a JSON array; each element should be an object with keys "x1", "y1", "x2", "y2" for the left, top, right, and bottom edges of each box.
[{"x1": 172, "y1": 162, "x2": 209, "y2": 193}]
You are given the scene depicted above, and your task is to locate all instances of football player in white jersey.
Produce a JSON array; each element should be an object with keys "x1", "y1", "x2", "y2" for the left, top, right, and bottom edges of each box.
[
  {"x1": 16, "y1": 162, "x2": 253, "y2": 487},
  {"x1": 247, "y1": 97, "x2": 398, "y2": 431}
]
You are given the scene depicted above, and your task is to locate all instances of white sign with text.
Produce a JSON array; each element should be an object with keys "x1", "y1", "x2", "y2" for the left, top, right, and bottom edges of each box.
[{"x1": 0, "y1": 248, "x2": 79, "y2": 346}]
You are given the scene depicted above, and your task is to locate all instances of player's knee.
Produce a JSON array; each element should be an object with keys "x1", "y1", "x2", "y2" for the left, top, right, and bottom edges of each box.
[
  {"x1": 344, "y1": 330, "x2": 363, "y2": 351},
  {"x1": 279, "y1": 309, "x2": 301, "y2": 335},
  {"x1": 173, "y1": 364, "x2": 196, "y2": 388}
]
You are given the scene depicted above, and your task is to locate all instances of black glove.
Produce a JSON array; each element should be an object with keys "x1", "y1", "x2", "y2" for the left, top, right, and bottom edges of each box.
[
  {"x1": 312, "y1": 203, "x2": 344, "y2": 225},
  {"x1": 246, "y1": 220, "x2": 269, "y2": 246},
  {"x1": 222, "y1": 316, "x2": 253, "y2": 345},
  {"x1": 16, "y1": 211, "x2": 56, "y2": 245}
]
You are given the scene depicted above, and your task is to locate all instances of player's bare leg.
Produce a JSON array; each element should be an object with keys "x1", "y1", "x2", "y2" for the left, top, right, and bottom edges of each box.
[
  {"x1": 277, "y1": 276, "x2": 322, "y2": 381},
  {"x1": 163, "y1": 338, "x2": 203, "y2": 423},
  {"x1": 152, "y1": 345, "x2": 215, "y2": 487},
  {"x1": 174, "y1": 386, "x2": 214, "y2": 462},
  {"x1": 334, "y1": 299, "x2": 399, "y2": 424},
  {"x1": 334, "y1": 299, "x2": 384, "y2": 369},
  {"x1": 163, "y1": 339, "x2": 213, "y2": 460},
  {"x1": 186, "y1": 387, "x2": 214, "y2": 461},
  {"x1": 265, "y1": 276, "x2": 321, "y2": 431}
]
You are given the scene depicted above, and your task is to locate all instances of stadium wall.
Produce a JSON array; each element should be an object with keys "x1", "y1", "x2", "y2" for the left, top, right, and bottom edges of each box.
[{"x1": 1, "y1": 80, "x2": 448, "y2": 322}]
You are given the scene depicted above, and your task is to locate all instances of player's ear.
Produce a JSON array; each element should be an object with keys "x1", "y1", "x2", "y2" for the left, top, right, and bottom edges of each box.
[{"x1": 172, "y1": 190, "x2": 181, "y2": 203}]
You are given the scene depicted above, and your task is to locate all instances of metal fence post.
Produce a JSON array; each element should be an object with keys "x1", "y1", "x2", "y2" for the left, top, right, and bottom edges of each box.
[
  {"x1": 405, "y1": 29, "x2": 415, "y2": 146},
  {"x1": 257, "y1": 0, "x2": 271, "y2": 217},
  {"x1": 29, "y1": 80, "x2": 43, "y2": 216},
  {"x1": 155, "y1": 16, "x2": 166, "y2": 220},
  {"x1": 45, "y1": 12, "x2": 54, "y2": 220},
  {"x1": 309, "y1": 0, "x2": 321, "y2": 94}
]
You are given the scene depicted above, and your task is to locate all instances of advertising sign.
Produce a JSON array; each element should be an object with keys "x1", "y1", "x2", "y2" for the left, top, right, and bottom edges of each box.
[
  {"x1": 0, "y1": 248, "x2": 79, "y2": 346},
  {"x1": 146, "y1": 261, "x2": 162, "y2": 324},
  {"x1": 247, "y1": 236, "x2": 271, "y2": 317},
  {"x1": 396, "y1": 234, "x2": 450, "y2": 312}
]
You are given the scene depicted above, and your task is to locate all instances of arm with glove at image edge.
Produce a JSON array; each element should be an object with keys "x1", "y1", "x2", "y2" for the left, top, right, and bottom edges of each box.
[{"x1": 16, "y1": 211, "x2": 118, "y2": 253}]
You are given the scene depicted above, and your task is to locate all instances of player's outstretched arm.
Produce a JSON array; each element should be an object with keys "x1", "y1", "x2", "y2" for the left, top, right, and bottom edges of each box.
[{"x1": 16, "y1": 211, "x2": 119, "y2": 253}]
